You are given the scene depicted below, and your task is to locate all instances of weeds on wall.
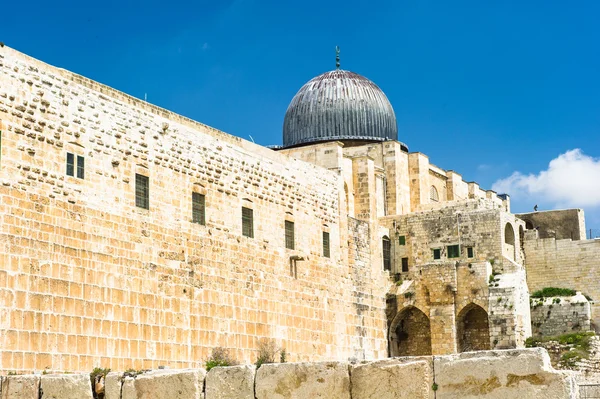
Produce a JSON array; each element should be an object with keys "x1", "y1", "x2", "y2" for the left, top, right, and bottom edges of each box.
[
  {"x1": 525, "y1": 332, "x2": 596, "y2": 369},
  {"x1": 205, "y1": 347, "x2": 239, "y2": 371},
  {"x1": 530, "y1": 287, "x2": 576, "y2": 298},
  {"x1": 255, "y1": 338, "x2": 286, "y2": 368},
  {"x1": 90, "y1": 367, "x2": 111, "y2": 399}
]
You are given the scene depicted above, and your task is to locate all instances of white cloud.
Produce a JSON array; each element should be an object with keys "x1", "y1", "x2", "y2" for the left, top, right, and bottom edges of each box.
[
  {"x1": 202, "y1": 42, "x2": 210, "y2": 51},
  {"x1": 492, "y1": 149, "x2": 600, "y2": 209}
]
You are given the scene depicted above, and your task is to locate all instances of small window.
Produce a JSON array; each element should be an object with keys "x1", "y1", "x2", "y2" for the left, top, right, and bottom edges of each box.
[
  {"x1": 242, "y1": 207, "x2": 254, "y2": 238},
  {"x1": 323, "y1": 232, "x2": 330, "y2": 258},
  {"x1": 467, "y1": 247, "x2": 474, "y2": 258},
  {"x1": 382, "y1": 236, "x2": 391, "y2": 271},
  {"x1": 135, "y1": 174, "x2": 149, "y2": 210},
  {"x1": 447, "y1": 244, "x2": 460, "y2": 258},
  {"x1": 66, "y1": 152, "x2": 85, "y2": 179},
  {"x1": 430, "y1": 186, "x2": 439, "y2": 202},
  {"x1": 398, "y1": 235, "x2": 406, "y2": 245},
  {"x1": 192, "y1": 192, "x2": 206, "y2": 225},
  {"x1": 433, "y1": 248, "x2": 441, "y2": 260},
  {"x1": 285, "y1": 220, "x2": 295, "y2": 250},
  {"x1": 401, "y1": 257, "x2": 409, "y2": 272}
]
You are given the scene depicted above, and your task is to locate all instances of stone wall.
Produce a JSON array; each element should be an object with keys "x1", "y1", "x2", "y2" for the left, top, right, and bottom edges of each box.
[
  {"x1": 0, "y1": 46, "x2": 388, "y2": 372},
  {"x1": 518, "y1": 209, "x2": 586, "y2": 240},
  {"x1": 0, "y1": 348, "x2": 578, "y2": 398},
  {"x1": 524, "y1": 232, "x2": 600, "y2": 325},
  {"x1": 531, "y1": 294, "x2": 591, "y2": 337}
]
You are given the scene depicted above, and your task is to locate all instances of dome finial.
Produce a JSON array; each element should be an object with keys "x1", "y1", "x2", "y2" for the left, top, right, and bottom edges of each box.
[{"x1": 335, "y1": 46, "x2": 340, "y2": 69}]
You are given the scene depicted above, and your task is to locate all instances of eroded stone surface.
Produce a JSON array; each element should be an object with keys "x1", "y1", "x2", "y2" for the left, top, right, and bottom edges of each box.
[
  {"x1": 351, "y1": 358, "x2": 433, "y2": 399},
  {"x1": 104, "y1": 372, "x2": 123, "y2": 399},
  {"x1": 434, "y1": 348, "x2": 577, "y2": 399},
  {"x1": 2, "y1": 375, "x2": 40, "y2": 399},
  {"x1": 205, "y1": 365, "x2": 256, "y2": 399},
  {"x1": 255, "y1": 361, "x2": 350, "y2": 399},
  {"x1": 122, "y1": 369, "x2": 206, "y2": 399},
  {"x1": 40, "y1": 373, "x2": 93, "y2": 399}
]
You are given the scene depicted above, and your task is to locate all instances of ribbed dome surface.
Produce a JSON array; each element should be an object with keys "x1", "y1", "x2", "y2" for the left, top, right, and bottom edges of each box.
[{"x1": 283, "y1": 70, "x2": 398, "y2": 148}]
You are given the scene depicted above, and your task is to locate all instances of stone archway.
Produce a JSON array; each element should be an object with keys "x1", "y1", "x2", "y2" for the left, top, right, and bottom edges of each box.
[
  {"x1": 457, "y1": 303, "x2": 490, "y2": 352},
  {"x1": 389, "y1": 307, "x2": 432, "y2": 357}
]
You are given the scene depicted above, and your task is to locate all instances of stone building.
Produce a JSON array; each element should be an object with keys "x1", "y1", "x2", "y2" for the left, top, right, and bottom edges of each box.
[{"x1": 0, "y1": 45, "x2": 592, "y2": 373}]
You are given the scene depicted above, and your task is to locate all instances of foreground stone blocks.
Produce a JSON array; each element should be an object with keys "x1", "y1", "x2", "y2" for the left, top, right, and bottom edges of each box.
[
  {"x1": 39, "y1": 373, "x2": 93, "y2": 399},
  {"x1": 1, "y1": 375, "x2": 40, "y2": 399},
  {"x1": 351, "y1": 358, "x2": 433, "y2": 399},
  {"x1": 255, "y1": 361, "x2": 350, "y2": 399},
  {"x1": 120, "y1": 369, "x2": 206, "y2": 399},
  {"x1": 434, "y1": 348, "x2": 577, "y2": 399},
  {"x1": 205, "y1": 365, "x2": 256, "y2": 399}
]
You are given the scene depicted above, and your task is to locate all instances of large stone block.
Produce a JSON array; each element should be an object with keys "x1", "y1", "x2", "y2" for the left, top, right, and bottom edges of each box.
[
  {"x1": 434, "y1": 348, "x2": 577, "y2": 399},
  {"x1": 1, "y1": 375, "x2": 40, "y2": 399},
  {"x1": 255, "y1": 361, "x2": 350, "y2": 399},
  {"x1": 351, "y1": 358, "x2": 433, "y2": 399},
  {"x1": 40, "y1": 373, "x2": 93, "y2": 399},
  {"x1": 121, "y1": 369, "x2": 206, "y2": 399},
  {"x1": 205, "y1": 365, "x2": 255, "y2": 399},
  {"x1": 104, "y1": 372, "x2": 123, "y2": 399}
]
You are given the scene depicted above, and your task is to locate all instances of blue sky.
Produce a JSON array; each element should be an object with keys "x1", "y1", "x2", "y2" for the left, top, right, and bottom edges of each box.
[{"x1": 2, "y1": 0, "x2": 600, "y2": 230}]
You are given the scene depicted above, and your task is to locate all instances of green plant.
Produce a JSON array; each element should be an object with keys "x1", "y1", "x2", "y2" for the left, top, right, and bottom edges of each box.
[
  {"x1": 123, "y1": 369, "x2": 147, "y2": 378},
  {"x1": 90, "y1": 367, "x2": 111, "y2": 399},
  {"x1": 395, "y1": 280, "x2": 403, "y2": 286},
  {"x1": 404, "y1": 292, "x2": 414, "y2": 299},
  {"x1": 255, "y1": 338, "x2": 281, "y2": 369},
  {"x1": 205, "y1": 347, "x2": 238, "y2": 371},
  {"x1": 432, "y1": 382, "x2": 438, "y2": 391},
  {"x1": 530, "y1": 287, "x2": 576, "y2": 298},
  {"x1": 553, "y1": 298, "x2": 561, "y2": 304},
  {"x1": 7, "y1": 371, "x2": 16, "y2": 376},
  {"x1": 280, "y1": 348, "x2": 287, "y2": 363}
]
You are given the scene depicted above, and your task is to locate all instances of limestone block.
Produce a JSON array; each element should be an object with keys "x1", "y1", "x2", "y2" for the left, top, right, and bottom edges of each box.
[
  {"x1": 122, "y1": 369, "x2": 206, "y2": 399},
  {"x1": 350, "y1": 358, "x2": 433, "y2": 399},
  {"x1": 1, "y1": 375, "x2": 40, "y2": 399},
  {"x1": 205, "y1": 365, "x2": 255, "y2": 399},
  {"x1": 255, "y1": 361, "x2": 350, "y2": 399},
  {"x1": 40, "y1": 373, "x2": 93, "y2": 399},
  {"x1": 104, "y1": 372, "x2": 123, "y2": 399},
  {"x1": 434, "y1": 348, "x2": 577, "y2": 399}
]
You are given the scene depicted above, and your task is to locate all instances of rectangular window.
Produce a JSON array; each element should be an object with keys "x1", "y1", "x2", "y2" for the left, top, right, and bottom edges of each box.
[
  {"x1": 447, "y1": 244, "x2": 460, "y2": 258},
  {"x1": 66, "y1": 152, "x2": 75, "y2": 176},
  {"x1": 467, "y1": 247, "x2": 474, "y2": 258},
  {"x1": 66, "y1": 152, "x2": 85, "y2": 179},
  {"x1": 76, "y1": 155, "x2": 85, "y2": 179},
  {"x1": 242, "y1": 207, "x2": 254, "y2": 238},
  {"x1": 192, "y1": 192, "x2": 206, "y2": 225},
  {"x1": 322, "y1": 232, "x2": 330, "y2": 258},
  {"x1": 398, "y1": 235, "x2": 406, "y2": 245},
  {"x1": 135, "y1": 174, "x2": 149, "y2": 210},
  {"x1": 401, "y1": 257, "x2": 409, "y2": 272},
  {"x1": 382, "y1": 238, "x2": 391, "y2": 271},
  {"x1": 433, "y1": 248, "x2": 441, "y2": 260},
  {"x1": 285, "y1": 220, "x2": 295, "y2": 250}
]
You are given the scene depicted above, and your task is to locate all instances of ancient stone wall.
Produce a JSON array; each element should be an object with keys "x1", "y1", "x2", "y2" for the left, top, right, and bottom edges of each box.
[
  {"x1": 0, "y1": 46, "x2": 388, "y2": 372},
  {"x1": 531, "y1": 294, "x2": 591, "y2": 337},
  {"x1": 524, "y1": 233, "x2": 600, "y2": 325},
  {"x1": 0, "y1": 348, "x2": 578, "y2": 398},
  {"x1": 518, "y1": 209, "x2": 586, "y2": 240}
]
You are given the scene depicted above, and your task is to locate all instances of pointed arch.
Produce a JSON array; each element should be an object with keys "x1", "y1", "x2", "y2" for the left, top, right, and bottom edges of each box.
[
  {"x1": 429, "y1": 186, "x2": 439, "y2": 202},
  {"x1": 456, "y1": 303, "x2": 490, "y2": 352},
  {"x1": 389, "y1": 306, "x2": 432, "y2": 356}
]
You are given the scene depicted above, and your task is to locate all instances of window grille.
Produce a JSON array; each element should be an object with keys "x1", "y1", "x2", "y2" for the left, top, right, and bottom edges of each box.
[
  {"x1": 192, "y1": 192, "x2": 206, "y2": 225},
  {"x1": 242, "y1": 207, "x2": 254, "y2": 238},
  {"x1": 447, "y1": 244, "x2": 460, "y2": 258},
  {"x1": 430, "y1": 186, "x2": 439, "y2": 202},
  {"x1": 135, "y1": 174, "x2": 149, "y2": 210},
  {"x1": 401, "y1": 257, "x2": 409, "y2": 272},
  {"x1": 285, "y1": 220, "x2": 295, "y2": 250},
  {"x1": 66, "y1": 153, "x2": 75, "y2": 176},
  {"x1": 66, "y1": 153, "x2": 85, "y2": 179},
  {"x1": 322, "y1": 232, "x2": 330, "y2": 258},
  {"x1": 382, "y1": 237, "x2": 391, "y2": 271},
  {"x1": 76, "y1": 155, "x2": 84, "y2": 179}
]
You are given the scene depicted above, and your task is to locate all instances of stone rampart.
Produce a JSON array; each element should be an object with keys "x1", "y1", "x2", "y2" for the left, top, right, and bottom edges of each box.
[
  {"x1": 531, "y1": 294, "x2": 591, "y2": 337},
  {"x1": 0, "y1": 348, "x2": 578, "y2": 398},
  {"x1": 0, "y1": 46, "x2": 388, "y2": 372}
]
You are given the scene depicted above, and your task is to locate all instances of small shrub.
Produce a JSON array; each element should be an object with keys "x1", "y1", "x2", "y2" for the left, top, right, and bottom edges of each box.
[
  {"x1": 530, "y1": 287, "x2": 576, "y2": 298},
  {"x1": 432, "y1": 382, "x2": 439, "y2": 391},
  {"x1": 255, "y1": 338, "x2": 281, "y2": 368},
  {"x1": 404, "y1": 291, "x2": 414, "y2": 299},
  {"x1": 553, "y1": 298, "x2": 561, "y2": 304},
  {"x1": 280, "y1": 348, "x2": 287, "y2": 363},
  {"x1": 123, "y1": 369, "x2": 147, "y2": 378},
  {"x1": 205, "y1": 347, "x2": 238, "y2": 371}
]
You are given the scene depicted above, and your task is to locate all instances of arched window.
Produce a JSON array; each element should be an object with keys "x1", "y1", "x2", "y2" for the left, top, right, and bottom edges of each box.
[
  {"x1": 457, "y1": 303, "x2": 490, "y2": 352},
  {"x1": 505, "y1": 223, "x2": 515, "y2": 245},
  {"x1": 525, "y1": 220, "x2": 534, "y2": 230},
  {"x1": 382, "y1": 236, "x2": 391, "y2": 271},
  {"x1": 430, "y1": 186, "x2": 439, "y2": 202}
]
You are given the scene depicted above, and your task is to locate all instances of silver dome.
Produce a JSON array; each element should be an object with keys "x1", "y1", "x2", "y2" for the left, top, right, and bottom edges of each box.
[{"x1": 283, "y1": 70, "x2": 398, "y2": 148}]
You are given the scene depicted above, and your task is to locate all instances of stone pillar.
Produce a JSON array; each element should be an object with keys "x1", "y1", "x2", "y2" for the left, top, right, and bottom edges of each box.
[
  {"x1": 382, "y1": 142, "x2": 410, "y2": 216},
  {"x1": 408, "y1": 153, "x2": 430, "y2": 212}
]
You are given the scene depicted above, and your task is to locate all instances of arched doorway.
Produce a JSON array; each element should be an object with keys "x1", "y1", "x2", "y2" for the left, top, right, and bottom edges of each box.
[
  {"x1": 504, "y1": 222, "x2": 516, "y2": 261},
  {"x1": 457, "y1": 303, "x2": 490, "y2": 352},
  {"x1": 389, "y1": 307, "x2": 432, "y2": 356}
]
